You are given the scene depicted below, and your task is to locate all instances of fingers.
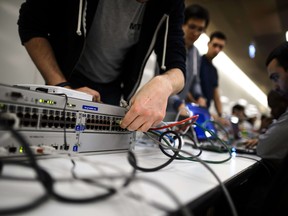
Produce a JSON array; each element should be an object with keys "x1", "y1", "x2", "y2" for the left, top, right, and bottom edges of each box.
[
  {"x1": 75, "y1": 87, "x2": 102, "y2": 102},
  {"x1": 120, "y1": 75, "x2": 170, "y2": 132},
  {"x1": 120, "y1": 105, "x2": 164, "y2": 132},
  {"x1": 244, "y1": 139, "x2": 258, "y2": 148}
]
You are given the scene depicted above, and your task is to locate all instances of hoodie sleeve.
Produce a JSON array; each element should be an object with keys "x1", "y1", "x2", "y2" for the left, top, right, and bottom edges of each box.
[
  {"x1": 18, "y1": 0, "x2": 56, "y2": 45},
  {"x1": 154, "y1": 0, "x2": 186, "y2": 81}
]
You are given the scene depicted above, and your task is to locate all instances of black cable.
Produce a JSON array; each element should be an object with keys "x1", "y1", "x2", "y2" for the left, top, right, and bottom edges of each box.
[
  {"x1": 53, "y1": 152, "x2": 138, "y2": 204},
  {"x1": 54, "y1": 93, "x2": 68, "y2": 149},
  {"x1": 0, "y1": 126, "x2": 51, "y2": 215},
  {"x1": 51, "y1": 185, "x2": 116, "y2": 204},
  {"x1": 138, "y1": 128, "x2": 237, "y2": 216},
  {"x1": 193, "y1": 122, "x2": 233, "y2": 156},
  {"x1": 0, "y1": 125, "x2": 53, "y2": 191},
  {"x1": 203, "y1": 119, "x2": 231, "y2": 143},
  {"x1": 127, "y1": 149, "x2": 193, "y2": 216},
  {"x1": 124, "y1": 151, "x2": 137, "y2": 186},
  {"x1": 235, "y1": 155, "x2": 272, "y2": 178},
  {"x1": 128, "y1": 130, "x2": 181, "y2": 172},
  {"x1": 0, "y1": 123, "x2": 123, "y2": 211},
  {"x1": 157, "y1": 125, "x2": 232, "y2": 164},
  {"x1": 159, "y1": 133, "x2": 202, "y2": 160}
]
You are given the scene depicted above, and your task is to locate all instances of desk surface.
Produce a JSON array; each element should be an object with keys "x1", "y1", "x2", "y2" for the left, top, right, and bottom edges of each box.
[{"x1": 0, "y1": 143, "x2": 261, "y2": 216}]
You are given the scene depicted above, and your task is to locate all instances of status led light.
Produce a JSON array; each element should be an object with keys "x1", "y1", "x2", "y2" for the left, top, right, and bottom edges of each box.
[
  {"x1": 0, "y1": 103, "x2": 6, "y2": 110},
  {"x1": 19, "y1": 146, "x2": 24, "y2": 153},
  {"x1": 47, "y1": 100, "x2": 55, "y2": 105}
]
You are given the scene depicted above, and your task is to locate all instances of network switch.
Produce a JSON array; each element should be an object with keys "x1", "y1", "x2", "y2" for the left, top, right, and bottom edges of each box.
[{"x1": 0, "y1": 83, "x2": 134, "y2": 157}]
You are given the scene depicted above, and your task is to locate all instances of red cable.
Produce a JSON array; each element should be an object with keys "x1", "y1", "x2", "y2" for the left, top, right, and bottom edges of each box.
[{"x1": 149, "y1": 115, "x2": 199, "y2": 131}]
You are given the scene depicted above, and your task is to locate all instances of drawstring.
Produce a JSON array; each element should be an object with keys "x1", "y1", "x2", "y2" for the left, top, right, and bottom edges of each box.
[
  {"x1": 76, "y1": 0, "x2": 83, "y2": 36},
  {"x1": 161, "y1": 15, "x2": 169, "y2": 70}
]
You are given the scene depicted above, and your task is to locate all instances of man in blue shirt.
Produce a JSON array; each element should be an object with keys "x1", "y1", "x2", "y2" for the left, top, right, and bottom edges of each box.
[{"x1": 199, "y1": 31, "x2": 227, "y2": 117}]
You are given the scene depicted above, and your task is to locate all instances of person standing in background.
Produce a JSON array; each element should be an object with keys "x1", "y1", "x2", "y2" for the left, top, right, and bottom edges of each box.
[
  {"x1": 230, "y1": 104, "x2": 253, "y2": 139},
  {"x1": 196, "y1": 31, "x2": 227, "y2": 117},
  {"x1": 167, "y1": 4, "x2": 209, "y2": 114},
  {"x1": 17, "y1": 0, "x2": 186, "y2": 132}
]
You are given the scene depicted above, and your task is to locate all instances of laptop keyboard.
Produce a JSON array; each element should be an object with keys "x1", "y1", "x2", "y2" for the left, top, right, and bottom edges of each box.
[
  {"x1": 197, "y1": 141, "x2": 229, "y2": 153},
  {"x1": 197, "y1": 140, "x2": 256, "y2": 154}
]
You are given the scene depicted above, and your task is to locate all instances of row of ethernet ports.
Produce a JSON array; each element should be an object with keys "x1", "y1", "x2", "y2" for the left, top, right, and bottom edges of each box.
[{"x1": 15, "y1": 113, "x2": 126, "y2": 132}]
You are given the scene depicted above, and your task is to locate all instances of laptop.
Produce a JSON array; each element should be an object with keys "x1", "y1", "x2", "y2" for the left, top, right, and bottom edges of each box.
[
  {"x1": 185, "y1": 103, "x2": 256, "y2": 154},
  {"x1": 185, "y1": 103, "x2": 229, "y2": 152}
]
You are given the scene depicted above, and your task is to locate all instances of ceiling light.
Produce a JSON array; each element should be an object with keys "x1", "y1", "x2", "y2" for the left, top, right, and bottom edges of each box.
[
  {"x1": 220, "y1": 96, "x2": 229, "y2": 103},
  {"x1": 248, "y1": 43, "x2": 256, "y2": 59},
  {"x1": 238, "y1": 98, "x2": 248, "y2": 106},
  {"x1": 286, "y1": 31, "x2": 288, "y2": 42}
]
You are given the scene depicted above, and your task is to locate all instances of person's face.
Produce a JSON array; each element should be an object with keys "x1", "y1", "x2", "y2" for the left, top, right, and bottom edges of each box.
[
  {"x1": 267, "y1": 58, "x2": 288, "y2": 98},
  {"x1": 207, "y1": 38, "x2": 226, "y2": 59},
  {"x1": 182, "y1": 18, "x2": 206, "y2": 46},
  {"x1": 233, "y1": 110, "x2": 246, "y2": 122}
]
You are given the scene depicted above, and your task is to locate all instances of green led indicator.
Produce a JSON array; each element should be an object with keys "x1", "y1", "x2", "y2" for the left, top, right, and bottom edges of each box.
[
  {"x1": 19, "y1": 146, "x2": 24, "y2": 153},
  {"x1": 37, "y1": 99, "x2": 55, "y2": 105}
]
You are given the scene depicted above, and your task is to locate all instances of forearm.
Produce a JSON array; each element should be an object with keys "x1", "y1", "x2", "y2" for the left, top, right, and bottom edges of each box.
[
  {"x1": 215, "y1": 100, "x2": 222, "y2": 116},
  {"x1": 24, "y1": 37, "x2": 67, "y2": 85},
  {"x1": 158, "y1": 68, "x2": 185, "y2": 96},
  {"x1": 214, "y1": 88, "x2": 222, "y2": 116}
]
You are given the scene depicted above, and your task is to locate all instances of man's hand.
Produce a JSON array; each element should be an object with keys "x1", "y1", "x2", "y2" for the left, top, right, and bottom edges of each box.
[
  {"x1": 197, "y1": 97, "x2": 207, "y2": 107},
  {"x1": 178, "y1": 103, "x2": 190, "y2": 116},
  {"x1": 74, "y1": 86, "x2": 102, "y2": 103},
  {"x1": 244, "y1": 138, "x2": 258, "y2": 148},
  {"x1": 120, "y1": 77, "x2": 168, "y2": 131},
  {"x1": 120, "y1": 69, "x2": 184, "y2": 132}
]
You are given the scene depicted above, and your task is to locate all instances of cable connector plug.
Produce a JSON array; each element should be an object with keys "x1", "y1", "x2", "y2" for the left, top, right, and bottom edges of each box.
[{"x1": 120, "y1": 99, "x2": 130, "y2": 110}]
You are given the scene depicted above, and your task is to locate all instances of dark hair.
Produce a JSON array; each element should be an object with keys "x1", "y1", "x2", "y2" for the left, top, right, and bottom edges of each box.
[
  {"x1": 265, "y1": 42, "x2": 288, "y2": 71},
  {"x1": 184, "y1": 4, "x2": 210, "y2": 28},
  {"x1": 210, "y1": 31, "x2": 227, "y2": 41},
  {"x1": 232, "y1": 104, "x2": 245, "y2": 113}
]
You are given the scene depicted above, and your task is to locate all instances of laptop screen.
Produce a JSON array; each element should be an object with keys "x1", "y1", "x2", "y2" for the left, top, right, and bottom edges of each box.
[{"x1": 185, "y1": 103, "x2": 217, "y2": 141}]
